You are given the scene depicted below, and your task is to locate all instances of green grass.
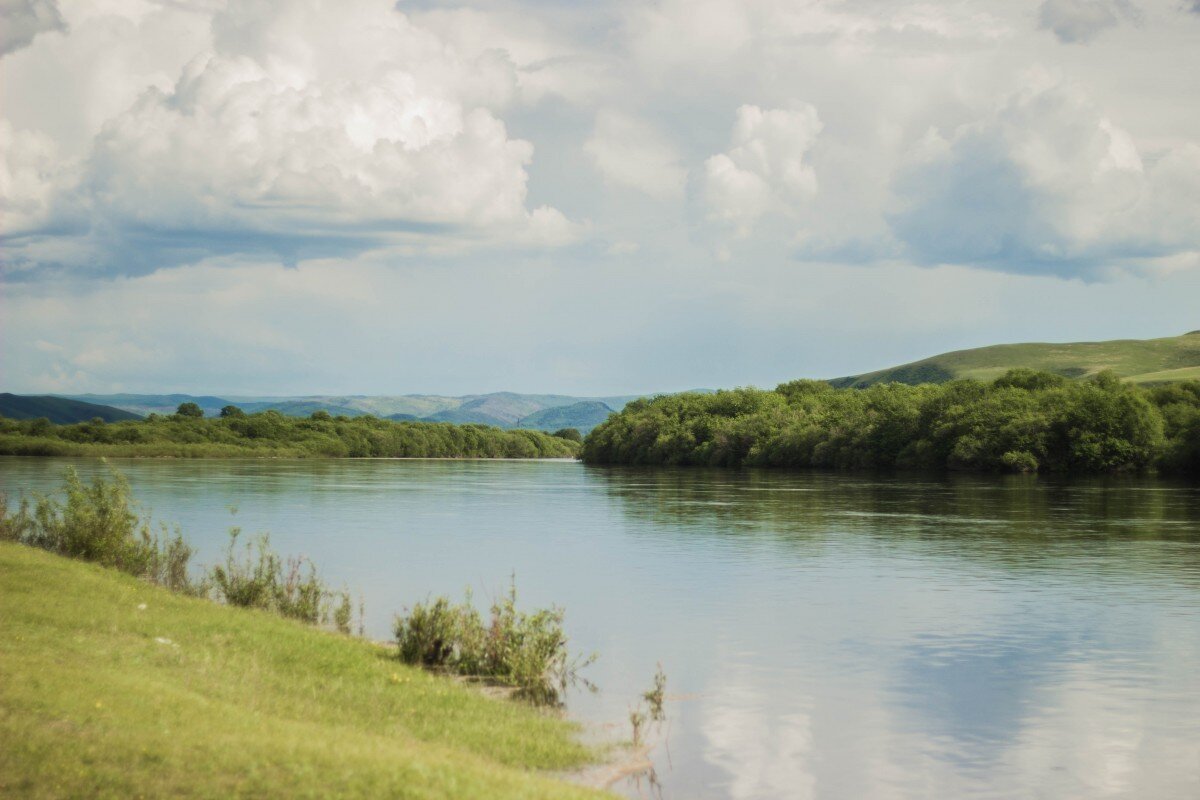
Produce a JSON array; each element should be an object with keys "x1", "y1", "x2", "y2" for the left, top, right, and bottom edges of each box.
[
  {"x1": 830, "y1": 332, "x2": 1200, "y2": 388},
  {"x1": 0, "y1": 542, "x2": 603, "y2": 799}
]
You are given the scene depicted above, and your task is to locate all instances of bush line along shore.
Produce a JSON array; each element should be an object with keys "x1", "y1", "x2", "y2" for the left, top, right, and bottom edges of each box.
[
  {"x1": 581, "y1": 370, "x2": 1200, "y2": 474},
  {"x1": 0, "y1": 406, "x2": 582, "y2": 459}
]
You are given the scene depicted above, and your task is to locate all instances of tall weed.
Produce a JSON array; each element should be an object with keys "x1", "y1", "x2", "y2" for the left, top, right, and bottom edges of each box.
[
  {"x1": 209, "y1": 529, "x2": 340, "y2": 626},
  {"x1": 1, "y1": 466, "x2": 194, "y2": 592}
]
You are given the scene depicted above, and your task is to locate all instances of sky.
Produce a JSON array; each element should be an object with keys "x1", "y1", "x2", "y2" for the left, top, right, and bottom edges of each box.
[{"x1": 2, "y1": 0, "x2": 1199, "y2": 397}]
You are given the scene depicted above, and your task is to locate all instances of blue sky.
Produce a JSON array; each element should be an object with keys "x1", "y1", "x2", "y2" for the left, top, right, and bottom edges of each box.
[{"x1": 2, "y1": 0, "x2": 1199, "y2": 396}]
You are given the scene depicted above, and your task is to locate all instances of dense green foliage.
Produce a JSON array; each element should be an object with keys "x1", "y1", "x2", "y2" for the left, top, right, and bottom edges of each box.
[
  {"x1": 582, "y1": 371, "x2": 1200, "y2": 474},
  {"x1": 0, "y1": 411, "x2": 582, "y2": 459}
]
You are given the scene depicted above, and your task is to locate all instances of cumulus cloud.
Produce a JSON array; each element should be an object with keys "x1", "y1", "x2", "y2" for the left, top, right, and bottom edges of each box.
[
  {"x1": 1037, "y1": 0, "x2": 1139, "y2": 44},
  {"x1": 0, "y1": 121, "x2": 62, "y2": 235},
  {"x1": 696, "y1": 104, "x2": 822, "y2": 249},
  {"x1": 888, "y1": 77, "x2": 1200, "y2": 277},
  {"x1": 0, "y1": 0, "x2": 64, "y2": 56},
  {"x1": 1, "y1": 0, "x2": 582, "y2": 277}
]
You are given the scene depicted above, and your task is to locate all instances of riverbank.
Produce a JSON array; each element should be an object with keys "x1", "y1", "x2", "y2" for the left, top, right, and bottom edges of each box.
[
  {"x1": 0, "y1": 414, "x2": 582, "y2": 460},
  {"x1": 0, "y1": 542, "x2": 605, "y2": 798}
]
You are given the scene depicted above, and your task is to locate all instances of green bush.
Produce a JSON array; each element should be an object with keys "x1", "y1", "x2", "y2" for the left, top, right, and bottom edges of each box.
[
  {"x1": 0, "y1": 465, "x2": 193, "y2": 592},
  {"x1": 394, "y1": 582, "x2": 588, "y2": 703},
  {"x1": 0, "y1": 413, "x2": 582, "y2": 460},
  {"x1": 396, "y1": 596, "x2": 463, "y2": 667},
  {"x1": 209, "y1": 530, "x2": 333, "y2": 625}
]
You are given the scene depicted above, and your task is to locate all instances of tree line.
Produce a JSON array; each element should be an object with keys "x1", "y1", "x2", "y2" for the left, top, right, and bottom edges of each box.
[
  {"x1": 0, "y1": 406, "x2": 581, "y2": 459},
  {"x1": 581, "y1": 370, "x2": 1200, "y2": 474}
]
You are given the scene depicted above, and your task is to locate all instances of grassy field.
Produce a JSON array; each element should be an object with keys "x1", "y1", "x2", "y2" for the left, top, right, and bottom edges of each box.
[
  {"x1": 830, "y1": 332, "x2": 1200, "y2": 388},
  {"x1": 0, "y1": 542, "x2": 604, "y2": 799}
]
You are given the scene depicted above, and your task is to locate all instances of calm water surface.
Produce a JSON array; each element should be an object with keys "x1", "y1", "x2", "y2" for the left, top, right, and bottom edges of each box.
[{"x1": 3, "y1": 457, "x2": 1199, "y2": 799}]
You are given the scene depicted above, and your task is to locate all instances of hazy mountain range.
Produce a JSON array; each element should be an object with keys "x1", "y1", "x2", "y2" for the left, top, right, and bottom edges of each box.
[{"x1": 50, "y1": 391, "x2": 645, "y2": 433}]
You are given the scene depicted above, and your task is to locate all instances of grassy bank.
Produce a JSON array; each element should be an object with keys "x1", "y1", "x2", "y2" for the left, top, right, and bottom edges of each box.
[
  {"x1": 0, "y1": 412, "x2": 582, "y2": 460},
  {"x1": 0, "y1": 541, "x2": 603, "y2": 798}
]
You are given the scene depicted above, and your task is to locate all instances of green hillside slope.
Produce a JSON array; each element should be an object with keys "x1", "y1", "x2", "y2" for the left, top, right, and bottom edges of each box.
[
  {"x1": 0, "y1": 543, "x2": 601, "y2": 799},
  {"x1": 0, "y1": 394, "x2": 141, "y2": 424},
  {"x1": 829, "y1": 332, "x2": 1200, "y2": 388}
]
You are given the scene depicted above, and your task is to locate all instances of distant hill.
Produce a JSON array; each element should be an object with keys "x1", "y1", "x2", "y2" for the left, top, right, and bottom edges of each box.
[
  {"x1": 829, "y1": 332, "x2": 1200, "y2": 388},
  {"x1": 237, "y1": 400, "x2": 367, "y2": 418},
  {"x1": 0, "y1": 394, "x2": 142, "y2": 424},
  {"x1": 56, "y1": 391, "x2": 645, "y2": 427},
  {"x1": 64, "y1": 394, "x2": 235, "y2": 417},
  {"x1": 517, "y1": 401, "x2": 614, "y2": 434}
]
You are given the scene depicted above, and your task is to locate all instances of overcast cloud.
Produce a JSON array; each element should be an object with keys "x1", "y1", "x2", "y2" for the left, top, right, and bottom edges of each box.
[{"x1": 2, "y1": 0, "x2": 1199, "y2": 394}]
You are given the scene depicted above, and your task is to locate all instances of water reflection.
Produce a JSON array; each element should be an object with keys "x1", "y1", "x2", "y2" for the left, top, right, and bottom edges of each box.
[
  {"x1": 587, "y1": 466, "x2": 1200, "y2": 583},
  {"x1": 2, "y1": 458, "x2": 1199, "y2": 798}
]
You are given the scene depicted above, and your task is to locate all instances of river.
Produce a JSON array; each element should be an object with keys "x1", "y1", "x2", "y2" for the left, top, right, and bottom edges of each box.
[{"x1": 3, "y1": 456, "x2": 1199, "y2": 799}]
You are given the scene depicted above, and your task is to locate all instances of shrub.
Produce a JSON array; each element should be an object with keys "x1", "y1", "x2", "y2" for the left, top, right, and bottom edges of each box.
[
  {"x1": 396, "y1": 596, "x2": 462, "y2": 667},
  {"x1": 0, "y1": 466, "x2": 194, "y2": 592},
  {"x1": 208, "y1": 530, "x2": 333, "y2": 625},
  {"x1": 552, "y1": 428, "x2": 582, "y2": 443},
  {"x1": 394, "y1": 580, "x2": 589, "y2": 703}
]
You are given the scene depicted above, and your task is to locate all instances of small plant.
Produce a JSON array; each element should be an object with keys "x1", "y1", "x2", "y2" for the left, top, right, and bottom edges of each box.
[
  {"x1": 210, "y1": 529, "x2": 279, "y2": 610},
  {"x1": 628, "y1": 664, "x2": 669, "y2": 745},
  {"x1": 208, "y1": 528, "x2": 339, "y2": 626},
  {"x1": 629, "y1": 707, "x2": 646, "y2": 746},
  {"x1": 333, "y1": 590, "x2": 353, "y2": 635},
  {"x1": 0, "y1": 493, "x2": 33, "y2": 542},
  {"x1": 643, "y1": 663, "x2": 667, "y2": 722}
]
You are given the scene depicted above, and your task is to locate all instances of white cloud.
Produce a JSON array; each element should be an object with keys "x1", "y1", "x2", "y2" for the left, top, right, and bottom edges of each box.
[
  {"x1": 584, "y1": 110, "x2": 686, "y2": 200},
  {"x1": 888, "y1": 76, "x2": 1200, "y2": 276},
  {"x1": 1, "y1": 0, "x2": 582, "y2": 276},
  {"x1": 0, "y1": 0, "x2": 65, "y2": 56},
  {"x1": 0, "y1": 121, "x2": 62, "y2": 235},
  {"x1": 696, "y1": 104, "x2": 822, "y2": 246}
]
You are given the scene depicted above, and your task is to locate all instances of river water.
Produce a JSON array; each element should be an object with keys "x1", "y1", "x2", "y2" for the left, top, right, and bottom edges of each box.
[{"x1": 3, "y1": 456, "x2": 1199, "y2": 799}]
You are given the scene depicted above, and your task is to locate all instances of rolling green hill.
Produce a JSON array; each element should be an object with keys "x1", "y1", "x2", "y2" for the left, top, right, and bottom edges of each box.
[
  {"x1": 0, "y1": 394, "x2": 141, "y2": 424},
  {"x1": 829, "y1": 332, "x2": 1200, "y2": 388}
]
